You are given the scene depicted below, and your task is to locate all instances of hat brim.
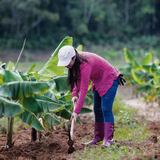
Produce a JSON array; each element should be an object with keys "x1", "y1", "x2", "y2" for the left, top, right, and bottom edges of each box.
[{"x1": 57, "y1": 59, "x2": 71, "y2": 66}]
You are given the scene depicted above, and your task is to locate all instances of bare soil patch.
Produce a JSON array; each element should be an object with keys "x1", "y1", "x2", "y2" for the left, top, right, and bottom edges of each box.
[{"x1": 0, "y1": 118, "x2": 160, "y2": 160}]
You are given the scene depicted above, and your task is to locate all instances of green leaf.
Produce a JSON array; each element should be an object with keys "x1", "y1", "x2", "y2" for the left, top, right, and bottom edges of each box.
[
  {"x1": 142, "y1": 52, "x2": 153, "y2": 65},
  {"x1": 0, "y1": 81, "x2": 49, "y2": 99},
  {"x1": 3, "y1": 70, "x2": 23, "y2": 82},
  {"x1": 55, "y1": 108, "x2": 71, "y2": 120},
  {"x1": 23, "y1": 97, "x2": 42, "y2": 113},
  {"x1": 36, "y1": 97, "x2": 63, "y2": 112},
  {"x1": 53, "y1": 75, "x2": 69, "y2": 92},
  {"x1": 131, "y1": 70, "x2": 144, "y2": 85},
  {"x1": 0, "y1": 72, "x2": 4, "y2": 85},
  {"x1": 22, "y1": 96, "x2": 63, "y2": 114},
  {"x1": 80, "y1": 107, "x2": 92, "y2": 114},
  {"x1": 36, "y1": 94, "x2": 57, "y2": 102},
  {"x1": 76, "y1": 44, "x2": 83, "y2": 51},
  {"x1": 123, "y1": 48, "x2": 134, "y2": 64},
  {"x1": 27, "y1": 64, "x2": 36, "y2": 73},
  {"x1": 38, "y1": 36, "x2": 73, "y2": 77},
  {"x1": 20, "y1": 111, "x2": 44, "y2": 131},
  {"x1": 142, "y1": 64, "x2": 152, "y2": 73},
  {"x1": 0, "y1": 97, "x2": 23, "y2": 117},
  {"x1": 43, "y1": 113, "x2": 60, "y2": 129},
  {"x1": 6, "y1": 61, "x2": 15, "y2": 71},
  {"x1": 59, "y1": 92, "x2": 71, "y2": 102}
]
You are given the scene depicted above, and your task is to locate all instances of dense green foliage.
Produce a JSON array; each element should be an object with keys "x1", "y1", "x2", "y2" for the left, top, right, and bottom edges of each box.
[
  {"x1": 0, "y1": 0, "x2": 160, "y2": 49},
  {"x1": 121, "y1": 49, "x2": 160, "y2": 103}
]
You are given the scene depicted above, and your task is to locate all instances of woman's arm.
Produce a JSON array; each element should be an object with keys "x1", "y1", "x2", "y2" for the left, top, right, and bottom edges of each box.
[
  {"x1": 74, "y1": 65, "x2": 91, "y2": 114},
  {"x1": 71, "y1": 84, "x2": 79, "y2": 97}
]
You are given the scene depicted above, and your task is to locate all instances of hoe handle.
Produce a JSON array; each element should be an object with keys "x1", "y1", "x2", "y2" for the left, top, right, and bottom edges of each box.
[
  {"x1": 70, "y1": 100, "x2": 77, "y2": 140},
  {"x1": 70, "y1": 116, "x2": 75, "y2": 140}
]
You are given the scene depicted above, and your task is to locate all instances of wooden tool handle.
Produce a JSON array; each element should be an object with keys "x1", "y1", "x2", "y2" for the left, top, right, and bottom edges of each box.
[
  {"x1": 70, "y1": 100, "x2": 77, "y2": 140},
  {"x1": 70, "y1": 118, "x2": 75, "y2": 140}
]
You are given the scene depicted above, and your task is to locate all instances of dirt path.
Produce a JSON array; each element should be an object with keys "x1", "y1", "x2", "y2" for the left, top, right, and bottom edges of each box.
[
  {"x1": 118, "y1": 86, "x2": 160, "y2": 122},
  {"x1": 123, "y1": 98, "x2": 160, "y2": 122}
]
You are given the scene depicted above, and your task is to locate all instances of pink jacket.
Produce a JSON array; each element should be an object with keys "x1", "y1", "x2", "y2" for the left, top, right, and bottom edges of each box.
[{"x1": 72, "y1": 52, "x2": 120, "y2": 114}]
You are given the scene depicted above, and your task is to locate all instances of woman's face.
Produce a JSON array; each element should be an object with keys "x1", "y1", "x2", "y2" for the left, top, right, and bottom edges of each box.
[{"x1": 66, "y1": 56, "x2": 76, "y2": 68}]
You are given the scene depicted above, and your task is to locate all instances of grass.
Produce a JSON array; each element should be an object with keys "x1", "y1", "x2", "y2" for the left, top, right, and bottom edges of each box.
[
  {"x1": 72, "y1": 98, "x2": 150, "y2": 160},
  {"x1": 73, "y1": 145, "x2": 141, "y2": 160}
]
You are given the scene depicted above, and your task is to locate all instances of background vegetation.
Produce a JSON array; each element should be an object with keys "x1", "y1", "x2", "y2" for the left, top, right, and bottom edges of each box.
[{"x1": 0, "y1": 0, "x2": 160, "y2": 50}]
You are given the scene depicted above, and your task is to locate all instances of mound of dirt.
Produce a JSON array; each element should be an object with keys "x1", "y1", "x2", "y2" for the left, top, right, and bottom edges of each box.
[{"x1": 0, "y1": 118, "x2": 93, "y2": 160}]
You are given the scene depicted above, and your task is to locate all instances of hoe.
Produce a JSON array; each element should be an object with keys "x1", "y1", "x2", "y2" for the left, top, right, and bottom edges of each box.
[{"x1": 67, "y1": 117, "x2": 75, "y2": 154}]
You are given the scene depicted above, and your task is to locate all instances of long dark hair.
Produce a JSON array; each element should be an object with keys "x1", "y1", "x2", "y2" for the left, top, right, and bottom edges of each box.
[{"x1": 68, "y1": 49, "x2": 87, "y2": 91}]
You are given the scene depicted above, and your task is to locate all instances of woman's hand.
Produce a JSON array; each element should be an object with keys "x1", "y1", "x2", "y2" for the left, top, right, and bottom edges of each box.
[
  {"x1": 71, "y1": 97, "x2": 78, "y2": 121},
  {"x1": 72, "y1": 96, "x2": 78, "y2": 104},
  {"x1": 71, "y1": 112, "x2": 78, "y2": 121}
]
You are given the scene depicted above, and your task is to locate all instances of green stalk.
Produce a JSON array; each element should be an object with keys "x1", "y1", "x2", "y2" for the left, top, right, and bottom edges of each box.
[
  {"x1": 6, "y1": 117, "x2": 14, "y2": 148},
  {"x1": 14, "y1": 38, "x2": 26, "y2": 70},
  {"x1": 6, "y1": 39, "x2": 26, "y2": 148}
]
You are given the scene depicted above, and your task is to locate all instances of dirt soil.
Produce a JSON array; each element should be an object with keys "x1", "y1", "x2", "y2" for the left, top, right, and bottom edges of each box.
[
  {"x1": 0, "y1": 116, "x2": 160, "y2": 160},
  {"x1": 0, "y1": 116, "x2": 93, "y2": 160}
]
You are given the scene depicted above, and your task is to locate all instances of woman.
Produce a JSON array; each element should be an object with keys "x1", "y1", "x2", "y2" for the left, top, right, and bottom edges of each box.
[{"x1": 57, "y1": 45, "x2": 125, "y2": 147}]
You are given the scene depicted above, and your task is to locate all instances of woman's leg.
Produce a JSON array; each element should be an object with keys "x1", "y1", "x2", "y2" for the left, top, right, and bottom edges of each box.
[
  {"x1": 94, "y1": 90, "x2": 104, "y2": 123},
  {"x1": 101, "y1": 79, "x2": 119, "y2": 146},
  {"x1": 85, "y1": 90, "x2": 104, "y2": 145}
]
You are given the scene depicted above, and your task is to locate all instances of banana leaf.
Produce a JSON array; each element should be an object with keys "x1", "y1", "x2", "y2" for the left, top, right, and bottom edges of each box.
[
  {"x1": 22, "y1": 96, "x2": 63, "y2": 113},
  {"x1": 141, "y1": 52, "x2": 153, "y2": 65},
  {"x1": 53, "y1": 75, "x2": 69, "y2": 92},
  {"x1": 55, "y1": 108, "x2": 71, "y2": 120},
  {"x1": 39, "y1": 36, "x2": 73, "y2": 77},
  {"x1": 2, "y1": 70, "x2": 23, "y2": 82},
  {"x1": 43, "y1": 113, "x2": 60, "y2": 129},
  {"x1": 80, "y1": 107, "x2": 92, "y2": 114},
  {"x1": 20, "y1": 110, "x2": 44, "y2": 131},
  {"x1": 131, "y1": 70, "x2": 144, "y2": 85},
  {"x1": 0, "y1": 97, "x2": 23, "y2": 117},
  {"x1": 123, "y1": 48, "x2": 135, "y2": 64},
  {"x1": 0, "y1": 81, "x2": 49, "y2": 99},
  {"x1": 6, "y1": 61, "x2": 15, "y2": 71}
]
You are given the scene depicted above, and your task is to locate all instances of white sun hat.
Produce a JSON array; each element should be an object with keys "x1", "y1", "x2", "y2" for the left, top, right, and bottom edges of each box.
[{"x1": 57, "y1": 45, "x2": 76, "y2": 66}]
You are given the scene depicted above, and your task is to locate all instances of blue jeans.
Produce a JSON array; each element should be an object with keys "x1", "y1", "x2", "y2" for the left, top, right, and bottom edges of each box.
[{"x1": 93, "y1": 79, "x2": 119, "y2": 123}]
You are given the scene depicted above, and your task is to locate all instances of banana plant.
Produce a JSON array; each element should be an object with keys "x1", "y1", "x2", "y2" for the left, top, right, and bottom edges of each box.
[
  {"x1": 121, "y1": 48, "x2": 160, "y2": 104},
  {"x1": 0, "y1": 68, "x2": 59, "y2": 146},
  {"x1": 0, "y1": 36, "x2": 92, "y2": 148}
]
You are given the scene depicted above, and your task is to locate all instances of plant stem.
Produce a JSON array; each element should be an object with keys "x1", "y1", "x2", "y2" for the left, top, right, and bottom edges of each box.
[
  {"x1": 6, "y1": 39, "x2": 26, "y2": 148},
  {"x1": 14, "y1": 38, "x2": 26, "y2": 71},
  {"x1": 31, "y1": 128, "x2": 37, "y2": 141},
  {"x1": 6, "y1": 117, "x2": 14, "y2": 148}
]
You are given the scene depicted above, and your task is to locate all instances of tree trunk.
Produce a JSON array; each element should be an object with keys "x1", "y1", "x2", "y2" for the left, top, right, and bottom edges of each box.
[
  {"x1": 6, "y1": 117, "x2": 14, "y2": 148},
  {"x1": 31, "y1": 128, "x2": 37, "y2": 141}
]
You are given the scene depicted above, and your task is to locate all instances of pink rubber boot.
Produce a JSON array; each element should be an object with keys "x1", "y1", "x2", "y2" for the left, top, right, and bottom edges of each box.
[
  {"x1": 85, "y1": 122, "x2": 104, "y2": 146},
  {"x1": 102, "y1": 123, "x2": 114, "y2": 147}
]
